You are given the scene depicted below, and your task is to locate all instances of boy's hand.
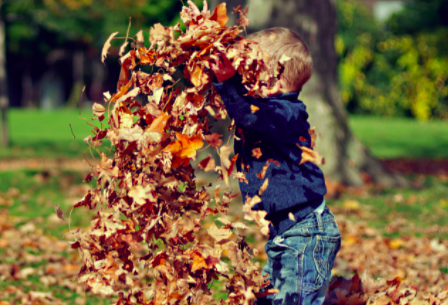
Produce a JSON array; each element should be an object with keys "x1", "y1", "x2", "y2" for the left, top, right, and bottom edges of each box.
[{"x1": 210, "y1": 53, "x2": 236, "y2": 83}]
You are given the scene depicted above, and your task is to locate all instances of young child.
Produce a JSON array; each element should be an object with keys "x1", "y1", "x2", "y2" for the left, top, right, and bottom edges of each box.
[{"x1": 186, "y1": 3, "x2": 341, "y2": 305}]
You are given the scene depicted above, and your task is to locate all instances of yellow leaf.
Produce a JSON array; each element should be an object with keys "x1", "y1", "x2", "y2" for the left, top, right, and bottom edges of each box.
[
  {"x1": 298, "y1": 145, "x2": 324, "y2": 166},
  {"x1": 92, "y1": 103, "x2": 105, "y2": 117},
  {"x1": 101, "y1": 32, "x2": 119, "y2": 64},
  {"x1": 210, "y1": 3, "x2": 229, "y2": 27},
  {"x1": 149, "y1": 23, "x2": 169, "y2": 46},
  {"x1": 219, "y1": 145, "x2": 234, "y2": 186},
  {"x1": 191, "y1": 65, "x2": 204, "y2": 87},
  {"x1": 164, "y1": 132, "x2": 203, "y2": 160},
  {"x1": 389, "y1": 238, "x2": 404, "y2": 249},
  {"x1": 147, "y1": 112, "x2": 170, "y2": 134},
  {"x1": 207, "y1": 222, "x2": 232, "y2": 243},
  {"x1": 191, "y1": 253, "x2": 208, "y2": 272},
  {"x1": 342, "y1": 200, "x2": 360, "y2": 210},
  {"x1": 251, "y1": 105, "x2": 260, "y2": 113},
  {"x1": 259, "y1": 178, "x2": 269, "y2": 195}
]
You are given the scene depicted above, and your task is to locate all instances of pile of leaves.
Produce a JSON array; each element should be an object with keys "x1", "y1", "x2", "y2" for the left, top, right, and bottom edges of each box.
[
  {"x1": 324, "y1": 211, "x2": 448, "y2": 305},
  {"x1": 0, "y1": 210, "x2": 85, "y2": 305},
  {"x1": 69, "y1": 3, "x2": 285, "y2": 305}
]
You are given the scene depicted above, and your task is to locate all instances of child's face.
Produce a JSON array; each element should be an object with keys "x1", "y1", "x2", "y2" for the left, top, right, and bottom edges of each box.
[{"x1": 263, "y1": 77, "x2": 293, "y2": 97}]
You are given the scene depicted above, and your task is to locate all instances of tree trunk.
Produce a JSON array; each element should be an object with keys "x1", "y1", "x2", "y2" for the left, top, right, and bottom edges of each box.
[
  {"x1": 67, "y1": 49, "x2": 84, "y2": 107},
  {"x1": 89, "y1": 58, "x2": 105, "y2": 102},
  {"x1": 245, "y1": 0, "x2": 406, "y2": 187},
  {"x1": 22, "y1": 67, "x2": 35, "y2": 107},
  {"x1": 0, "y1": 11, "x2": 9, "y2": 147}
]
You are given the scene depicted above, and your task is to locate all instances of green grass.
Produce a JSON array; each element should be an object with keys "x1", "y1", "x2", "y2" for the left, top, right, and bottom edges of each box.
[
  {"x1": 349, "y1": 115, "x2": 448, "y2": 158},
  {"x1": 331, "y1": 176, "x2": 448, "y2": 239},
  {"x1": 0, "y1": 169, "x2": 92, "y2": 238},
  {"x1": 2, "y1": 109, "x2": 99, "y2": 158}
]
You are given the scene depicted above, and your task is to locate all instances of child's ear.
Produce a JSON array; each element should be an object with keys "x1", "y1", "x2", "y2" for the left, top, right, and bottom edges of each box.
[{"x1": 265, "y1": 80, "x2": 282, "y2": 96}]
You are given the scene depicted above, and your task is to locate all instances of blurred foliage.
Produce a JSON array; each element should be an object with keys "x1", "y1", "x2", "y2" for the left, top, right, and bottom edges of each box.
[
  {"x1": 337, "y1": 0, "x2": 448, "y2": 120},
  {"x1": 3, "y1": 0, "x2": 183, "y2": 55}
]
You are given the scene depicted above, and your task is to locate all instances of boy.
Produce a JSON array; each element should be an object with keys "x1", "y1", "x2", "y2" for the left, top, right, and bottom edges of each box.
[{"x1": 187, "y1": 3, "x2": 341, "y2": 305}]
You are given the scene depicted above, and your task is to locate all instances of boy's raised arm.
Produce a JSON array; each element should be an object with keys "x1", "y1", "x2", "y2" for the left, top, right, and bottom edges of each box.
[{"x1": 213, "y1": 74, "x2": 308, "y2": 143}]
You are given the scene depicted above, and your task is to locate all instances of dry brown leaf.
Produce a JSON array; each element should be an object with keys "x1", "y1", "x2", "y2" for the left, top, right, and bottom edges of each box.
[
  {"x1": 101, "y1": 32, "x2": 119, "y2": 63},
  {"x1": 204, "y1": 133, "x2": 223, "y2": 148},
  {"x1": 297, "y1": 145, "x2": 325, "y2": 166},
  {"x1": 259, "y1": 178, "x2": 269, "y2": 195},
  {"x1": 250, "y1": 105, "x2": 260, "y2": 113},
  {"x1": 252, "y1": 147, "x2": 262, "y2": 159},
  {"x1": 55, "y1": 206, "x2": 65, "y2": 221},
  {"x1": 164, "y1": 132, "x2": 203, "y2": 160},
  {"x1": 308, "y1": 128, "x2": 317, "y2": 148},
  {"x1": 92, "y1": 103, "x2": 106, "y2": 117},
  {"x1": 232, "y1": 172, "x2": 248, "y2": 184},
  {"x1": 219, "y1": 145, "x2": 234, "y2": 186},
  {"x1": 198, "y1": 155, "x2": 216, "y2": 172},
  {"x1": 207, "y1": 222, "x2": 232, "y2": 243},
  {"x1": 257, "y1": 160, "x2": 272, "y2": 179},
  {"x1": 119, "y1": 41, "x2": 128, "y2": 57},
  {"x1": 209, "y1": 3, "x2": 229, "y2": 27}
]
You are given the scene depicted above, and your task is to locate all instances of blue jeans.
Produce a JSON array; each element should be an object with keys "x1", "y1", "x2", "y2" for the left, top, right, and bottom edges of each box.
[{"x1": 257, "y1": 206, "x2": 341, "y2": 305}]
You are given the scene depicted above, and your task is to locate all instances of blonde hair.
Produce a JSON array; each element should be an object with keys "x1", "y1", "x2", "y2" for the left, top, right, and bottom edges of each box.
[{"x1": 246, "y1": 27, "x2": 313, "y2": 92}]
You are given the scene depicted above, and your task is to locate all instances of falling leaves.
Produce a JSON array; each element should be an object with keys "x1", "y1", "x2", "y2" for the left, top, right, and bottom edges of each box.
[
  {"x1": 164, "y1": 132, "x2": 204, "y2": 160},
  {"x1": 198, "y1": 155, "x2": 216, "y2": 172},
  {"x1": 250, "y1": 105, "x2": 260, "y2": 113},
  {"x1": 308, "y1": 128, "x2": 317, "y2": 148},
  {"x1": 219, "y1": 145, "x2": 237, "y2": 186},
  {"x1": 209, "y1": 3, "x2": 229, "y2": 27},
  {"x1": 256, "y1": 160, "x2": 279, "y2": 179},
  {"x1": 208, "y1": 222, "x2": 233, "y2": 243},
  {"x1": 297, "y1": 145, "x2": 325, "y2": 166},
  {"x1": 72, "y1": 3, "x2": 276, "y2": 304},
  {"x1": 259, "y1": 178, "x2": 269, "y2": 195},
  {"x1": 234, "y1": 6, "x2": 250, "y2": 31},
  {"x1": 204, "y1": 133, "x2": 223, "y2": 148},
  {"x1": 55, "y1": 206, "x2": 65, "y2": 221},
  {"x1": 101, "y1": 32, "x2": 119, "y2": 64},
  {"x1": 92, "y1": 103, "x2": 106, "y2": 117},
  {"x1": 252, "y1": 147, "x2": 262, "y2": 159}
]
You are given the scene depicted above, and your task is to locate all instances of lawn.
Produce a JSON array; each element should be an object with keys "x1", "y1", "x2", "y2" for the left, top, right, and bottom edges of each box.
[
  {"x1": 2, "y1": 109, "x2": 97, "y2": 158},
  {"x1": 349, "y1": 115, "x2": 448, "y2": 158}
]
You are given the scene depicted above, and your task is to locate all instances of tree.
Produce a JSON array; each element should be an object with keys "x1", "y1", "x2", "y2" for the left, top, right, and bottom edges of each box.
[
  {"x1": 231, "y1": 0, "x2": 406, "y2": 187},
  {"x1": 0, "y1": 2, "x2": 8, "y2": 147}
]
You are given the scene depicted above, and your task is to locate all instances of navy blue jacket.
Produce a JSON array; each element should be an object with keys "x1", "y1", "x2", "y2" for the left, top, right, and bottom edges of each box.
[{"x1": 213, "y1": 74, "x2": 327, "y2": 237}]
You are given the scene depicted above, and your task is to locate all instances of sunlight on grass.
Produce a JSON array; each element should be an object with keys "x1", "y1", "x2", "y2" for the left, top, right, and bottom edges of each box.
[
  {"x1": 3, "y1": 109, "x2": 100, "y2": 158},
  {"x1": 349, "y1": 115, "x2": 448, "y2": 158}
]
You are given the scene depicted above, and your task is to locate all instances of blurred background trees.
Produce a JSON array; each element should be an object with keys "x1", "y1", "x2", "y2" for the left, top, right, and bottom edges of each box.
[
  {"x1": 338, "y1": 0, "x2": 448, "y2": 121},
  {"x1": 4, "y1": 0, "x2": 182, "y2": 109},
  {"x1": 2, "y1": 0, "x2": 446, "y2": 117}
]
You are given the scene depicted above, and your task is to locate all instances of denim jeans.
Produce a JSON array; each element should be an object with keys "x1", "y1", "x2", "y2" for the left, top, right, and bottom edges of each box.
[{"x1": 256, "y1": 206, "x2": 341, "y2": 305}]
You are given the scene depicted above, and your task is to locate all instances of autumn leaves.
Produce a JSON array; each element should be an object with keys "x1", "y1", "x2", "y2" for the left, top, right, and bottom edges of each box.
[{"x1": 72, "y1": 2, "x2": 322, "y2": 304}]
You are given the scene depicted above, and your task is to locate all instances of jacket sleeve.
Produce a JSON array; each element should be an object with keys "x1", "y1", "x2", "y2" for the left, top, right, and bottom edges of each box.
[{"x1": 212, "y1": 74, "x2": 309, "y2": 143}]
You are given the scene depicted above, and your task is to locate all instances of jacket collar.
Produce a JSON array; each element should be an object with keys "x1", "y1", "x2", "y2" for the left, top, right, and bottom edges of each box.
[{"x1": 266, "y1": 90, "x2": 301, "y2": 102}]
